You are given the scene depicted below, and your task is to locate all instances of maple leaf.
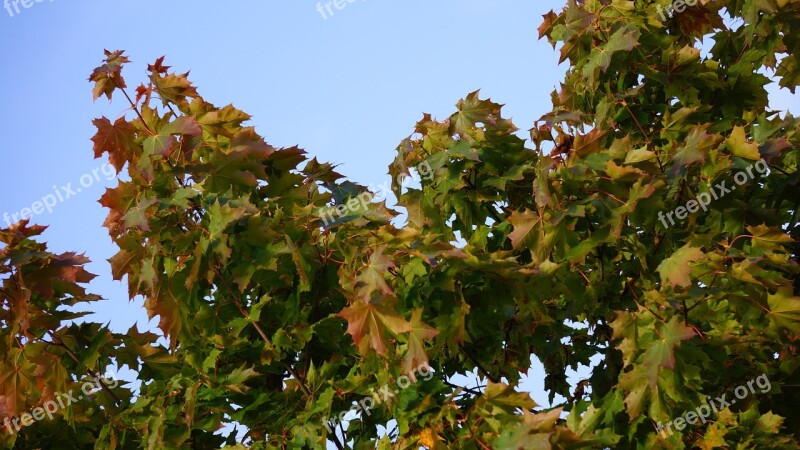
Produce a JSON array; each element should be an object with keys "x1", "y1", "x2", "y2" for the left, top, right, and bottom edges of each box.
[
  {"x1": 641, "y1": 318, "x2": 695, "y2": 385},
  {"x1": 338, "y1": 299, "x2": 410, "y2": 355},
  {"x1": 767, "y1": 287, "x2": 800, "y2": 335},
  {"x1": 672, "y1": 127, "x2": 722, "y2": 173},
  {"x1": 108, "y1": 249, "x2": 137, "y2": 282},
  {"x1": 197, "y1": 104, "x2": 252, "y2": 138},
  {"x1": 135, "y1": 83, "x2": 150, "y2": 104},
  {"x1": 417, "y1": 428, "x2": 440, "y2": 448},
  {"x1": 223, "y1": 366, "x2": 259, "y2": 394},
  {"x1": 493, "y1": 409, "x2": 573, "y2": 449},
  {"x1": 355, "y1": 246, "x2": 396, "y2": 302},
  {"x1": 144, "y1": 116, "x2": 201, "y2": 158},
  {"x1": 145, "y1": 279, "x2": 191, "y2": 347},
  {"x1": 121, "y1": 197, "x2": 158, "y2": 232},
  {"x1": 91, "y1": 116, "x2": 137, "y2": 173},
  {"x1": 507, "y1": 208, "x2": 542, "y2": 250},
  {"x1": 480, "y1": 382, "x2": 537, "y2": 414},
  {"x1": 98, "y1": 181, "x2": 140, "y2": 238},
  {"x1": 675, "y1": 1, "x2": 724, "y2": 37},
  {"x1": 163, "y1": 115, "x2": 202, "y2": 137},
  {"x1": 657, "y1": 245, "x2": 704, "y2": 289},
  {"x1": 581, "y1": 26, "x2": 640, "y2": 78},
  {"x1": 449, "y1": 91, "x2": 509, "y2": 137},
  {"x1": 554, "y1": 1, "x2": 595, "y2": 62},
  {"x1": 573, "y1": 128, "x2": 608, "y2": 156},
  {"x1": 151, "y1": 71, "x2": 199, "y2": 107},
  {"x1": 756, "y1": 411, "x2": 784, "y2": 433},
  {"x1": 697, "y1": 422, "x2": 728, "y2": 450},
  {"x1": 143, "y1": 134, "x2": 177, "y2": 157},
  {"x1": 147, "y1": 55, "x2": 171, "y2": 74},
  {"x1": 200, "y1": 130, "x2": 274, "y2": 191},
  {"x1": 759, "y1": 137, "x2": 791, "y2": 159},
  {"x1": 538, "y1": 10, "x2": 558, "y2": 40},
  {"x1": 748, "y1": 224, "x2": 793, "y2": 252},
  {"x1": 402, "y1": 309, "x2": 439, "y2": 373},
  {"x1": 726, "y1": 126, "x2": 761, "y2": 160},
  {"x1": 88, "y1": 49, "x2": 129, "y2": 100},
  {"x1": 0, "y1": 348, "x2": 34, "y2": 417}
]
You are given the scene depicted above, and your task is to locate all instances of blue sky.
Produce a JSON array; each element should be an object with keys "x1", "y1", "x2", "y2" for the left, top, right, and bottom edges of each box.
[{"x1": 0, "y1": 0, "x2": 797, "y2": 416}]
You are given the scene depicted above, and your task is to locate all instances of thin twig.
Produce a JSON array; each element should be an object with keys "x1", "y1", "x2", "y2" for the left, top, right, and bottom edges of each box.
[
  {"x1": 460, "y1": 346, "x2": 500, "y2": 383},
  {"x1": 443, "y1": 380, "x2": 485, "y2": 397},
  {"x1": 45, "y1": 331, "x2": 122, "y2": 405},
  {"x1": 112, "y1": 76, "x2": 154, "y2": 136},
  {"x1": 212, "y1": 266, "x2": 313, "y2": 398}
]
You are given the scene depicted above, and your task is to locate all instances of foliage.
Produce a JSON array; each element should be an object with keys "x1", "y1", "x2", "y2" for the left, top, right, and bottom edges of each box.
[
  {"x1": 2, "y1": 0, "x2": 800, "y2": 448},
  {"x1": 0, "y1": 223, "x2": 132, "y2": 448}
]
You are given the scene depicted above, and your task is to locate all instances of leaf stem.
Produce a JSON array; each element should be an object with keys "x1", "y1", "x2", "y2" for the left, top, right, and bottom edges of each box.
[
  {"x1": 45, "y1": 331, "x2": 122, "y2": 405},
  {"x1": 212, "y1": 266, "x2": 313, "y2": 398}
]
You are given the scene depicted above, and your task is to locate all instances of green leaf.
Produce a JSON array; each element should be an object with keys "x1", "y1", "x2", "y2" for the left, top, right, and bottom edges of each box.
[
  {"x1": 581, "y1": 26, "x2": 640, "y2": 78},
  {"x1": 657, "y1": 245, "x2": 704, "y2": 289},
  {"x1": 767, "y1": 287, "x2": 800, "y2": 335}
]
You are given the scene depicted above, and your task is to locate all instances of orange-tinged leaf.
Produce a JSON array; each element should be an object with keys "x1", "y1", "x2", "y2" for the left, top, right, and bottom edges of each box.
[
  {"x1": 338, "y1": 299, "x2": 410, "y2": 355},
  {"x1": 538, "y1": 10, "x2": 558, "y2": 40},
  {"x1": 88, "y1": 49, "x2": 129, "y2": 101},
  {"x1": 144, "y1": 280, "x2": 190, "y2": 347},
  {"x1": 507, "y1": 209, "x2": 542, "y2": 251},
  {"x1": 697, "y1": 422, "x2": 728, "y2": 450},
  {"x1": 418, "y1": 428, "x2": 439, "y2": 448},
  {"x1": 402, "y1": 309, "x2": 439, "y2": 373},
  {"x1": 573, "y1": 128, "x2": 608, "y2": 156},
  {"x1": 355, "y1": 246, "x2": 396, "y2": 302},
  {"x1": 163, "y1": 115, "x2": 202, "y2": 137},
  {"x1": 0, "y1": 350, "x2": 31, "y2": 416},
  {"x1": 108, "y1": 250, "x2": 137, "y2": 281}
]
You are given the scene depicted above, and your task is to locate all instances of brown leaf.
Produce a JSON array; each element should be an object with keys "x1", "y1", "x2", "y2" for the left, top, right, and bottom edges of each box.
[
  {"x1": 91, "y1": 117, "x2": 137, "y2": 173},
  {"x1": 338, "y1": 299, "x2": 410, "y2": 355}
]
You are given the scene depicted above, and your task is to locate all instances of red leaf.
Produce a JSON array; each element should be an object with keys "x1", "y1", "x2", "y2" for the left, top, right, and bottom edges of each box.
[{"x1": 91, "y1": 117, "x2": 137, "y2": 173}]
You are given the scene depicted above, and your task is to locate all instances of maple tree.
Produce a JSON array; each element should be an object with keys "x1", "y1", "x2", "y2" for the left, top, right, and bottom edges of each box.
[{"x1": 2, "y1": 0, "x2": 800, "y2": 448}]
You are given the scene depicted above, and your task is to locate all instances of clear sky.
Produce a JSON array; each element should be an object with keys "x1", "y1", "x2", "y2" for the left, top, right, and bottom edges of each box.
[{"x1": 0, "y1": 0, "x2": 797, "y2": 414}]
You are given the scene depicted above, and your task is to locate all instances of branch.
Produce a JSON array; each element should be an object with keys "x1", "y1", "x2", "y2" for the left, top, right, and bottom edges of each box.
[
  {"x1": 443, "y1": 380, "x2": 485, "y2": 397},
  {"x1": 45, "y1": 331, "x2": 122, "y2": 405},
  {"x1": 212, "y1": 266, "x2": 313, "y2": 398},
  {"x1": 111, "y1": 76, "x2": 154, "y2": 136},
  {"x1": 487, "y1": 203, "x2": 505, "y2": 225},
  {"x1": 328, "y1": 427, "x2": 346, "y2": 450},
  {"x1": 460, "y1": 346, "x2": 500, "y2": 383}
]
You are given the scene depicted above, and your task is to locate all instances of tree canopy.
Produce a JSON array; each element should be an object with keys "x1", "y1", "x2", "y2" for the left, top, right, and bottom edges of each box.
[{"x1": 2, "y1": 0, "x2": 800, "y2": 448}]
